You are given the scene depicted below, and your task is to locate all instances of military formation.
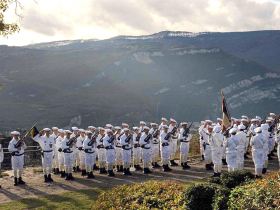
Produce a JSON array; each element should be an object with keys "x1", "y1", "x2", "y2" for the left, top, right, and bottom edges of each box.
[{"x1": 0, "y1": 113, "x2": 279, "y2": 187}]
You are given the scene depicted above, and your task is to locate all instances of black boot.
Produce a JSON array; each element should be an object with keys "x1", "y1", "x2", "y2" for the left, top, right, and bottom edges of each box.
[
  {"x1": 211, "y1": 173, "x2": 217, "y2": 178},
  {"x1": 255, "y1": 175, "x2": 260, "y2": 178},
  {"x1": 222, "y1": 159, "x2": 228, "y2": 165},
  {"x1": 201, "y1": 155, "x2": 205, "y2": 161},
  {"x1": 262, "y1": 168, "x2": 267, "y2": 174},
  {"x1": 123, "y1": 168, "x2": 128, "y2": 175},
  {"x1": 143, "y1": 168, "x2": 148, "y2": 174},
  {"x1": 103, "y1": 167, "x2": 107, "y2": 174},
  {"x1": 44, "y1": 175, "x2": 48, "y2": 182},
  {"x1": 271, "y1": 151, "x2": 276, "y2": 157},
  {"x1": 93, "y1": 164, "x2": 99, "y2": 170},
  {"x1": 154, "y1": 162, "x2": 161, "y2": 168},
  {"x1": 120, "y1": 165, "x2": 124, "y2": 172},
  {"x1": 181, "y1": 162, "x2": 184, "y2": 167},
  {"x1": 73, "y1": 167, "x2": 76, "y2": 172},
  {"x1": 170, "y1": 160, "x2": 178, "y2": 166},
  {"x1": 18, "y1": 177, "x2": 25, "y2": 185},
  {"x1": 116, "y1": 165, "x2": 120, "y2": 172},
  {"x1": 69, "y1": 173, "x2": 75, "y2": 180},
  {"x1": 244, "y1": 154, "x2": 249, "y2": 159},
  {"x1": 56, "y1": 168, "x2": 60, "y2": 174},
  {"x1": 127, "y1": 168, "x2": 132, "y2": 175},
  {"x1": 99, "y1": 168, "x2": 103, "y2": 174},
  {"x1": 14, "y1": 178, "x2": 18, "y2": 186},
  {"x1": 108, "y1": 170, "x2": 115, "y2": 177},
  {"x1": 217, "y1": 173, "x2": 221, "y2": 178},
  {"x1": 136, "y1": 165, "x2": 142, "y2": 170},
  {"x1": 246, "y1": 151, "x2": 250, "y2": 155},
  {"x1": 206, "y1": 164, "x2": 212, "y2": 171},
  {"x1": 86, "y1": 172, "x2": 90, "y2": 179},
  {"x1": 184, "y1": 162, "x2": 191, "y2": 169},
  {"x1": 53, "y1": 168, "x2": 56, "y2": 174},
  {"x1": 146, "y1": 167, "x2": 152, "y2": 174},
  {"x1": 65, "y1": 173, "x2": 69, "y2": 180},
  {"x1": 76, "y1": 166, "x2": 81, "y2": 172},
  {"x1": 268, "y1": 154, "x2": 273, "y2": 160},
  {"x1": 81, "y1": 169, "x2": 86, "y2": 176},
  {"x1": 60, "y1": 171, "x2": 66, "y2": 178},
  {"x1": 48, "y1": 174, "x2": 54, "y2": 182},
  {"x1": 151, "y1": 162, "x2": 155, "y2": 168}
]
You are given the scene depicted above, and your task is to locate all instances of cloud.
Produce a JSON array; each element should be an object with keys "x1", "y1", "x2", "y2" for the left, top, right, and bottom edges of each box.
[{"x1": 0, "y1": 0, "x2": 280, "y2": 46}]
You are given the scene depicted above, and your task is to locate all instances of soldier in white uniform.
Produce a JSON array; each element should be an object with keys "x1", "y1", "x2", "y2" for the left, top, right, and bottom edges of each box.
[
  {"x1": 88, "y1": 126, "x2": 99, "y2": 170},
  {"x1": 56, "y1": 129, "x2": 66, "y2": 178},
  {"x1": 96, "y1": 127, "x2": 106, "y2": 174},
  {"x1": 149, "y1": 123, "x2": 160, "y2": 168},
  {"x1": 103, "y1": 129, "x2": 115, "y2": 177},
  {"x1": 209, "y1": 126, "x2": 224, "y2": 177},
  {"x1": 8, "y1": 131, "x2": 26, "y2": 186},
  {"x1": 76, "y1": 129, "x2": 86, "y2": 176},
  {"x1": 71, "y1": 127, "x2": 80, "y2": 172},
  {"x1": 83, "y1": 131, "x2": 96, "y2": 179},
  {"x1": 223, "y1": 128, "x2": 239, "y2": 172},
  {"x1": 140, "y1": 121, "x2": 146, "y2": 133},
  {"x1": 168, "y1": 118, "x2": 179, "y2": 166},
  {"x1": 261, "y1": 124, "x2": 270, "y2": 174},
  {"x1": 250, "y1": 127, "x2": 265, "y2": 178},
  {"x1": 61, "y1": 130, "x2": 76, "y2": 180},
  {"x1": 236, "y1": 125, "x2": 247, "y2": 170},
  {"x1": 159, "y1": 118, "x2": 168, "y2": 132},
  {"x1": 140, "y1": 126, "x2": 152, "y2": 174},
  {"x1": 51, "y1": 127, "x2": 59, "y2": 175},
  {"x1": 0, "y1": 142, "x2": 3, "y2": 188},
  {"x1": 201, "y1": 122, "x2": 213, "y2": 170},
  {"x1": 33, "y1": 128, "x2": 55, "y2": 182},
  {"x1": 275, "y1": 125, "x2": 280, "y2": 168},
  {"x1": 120, "y1": 128, "x2": 132, "y2": 175},
  {"x1": 160, "y1": 125, "x2": 172, "y2": 172},
  {"x1": 114, "y1": 126, "x2": 123, "y2": 172},
  {"x1": 132, "y1": 127, "x2": 142, "y2": 170},
  {"x1": 241, "y1": 118, "x2": 250, "y2": 159},
  {"x1": 198, "y1": 121, "x2": 205, "y2": 160},
  {"x1": 266, "y1": 119, "x2": 276, "y2": 160},
  {"x1": 179, "y1": 122, "x2": 192, "y2": 169}
]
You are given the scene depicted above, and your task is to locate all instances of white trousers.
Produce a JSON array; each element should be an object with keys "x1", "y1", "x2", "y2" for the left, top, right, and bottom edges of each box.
[
  {"x1": 142, "y1": 148, "x2": 151, "y2": 162},
  {"x1": 58, "y1": 152, "x2": 64, "y2": 166},
  {"x1": 115, "y1": 147, "x2": 122, "y2": 164},
  {"x1": 97, "y1": 148, "x2": 106, "y2": 162},
  {"x1": 12, "y1": 155, "x2": 24, "y2": 170},
  {"x1": 204, "y1": 145, "x2": 212, "y2": 161},
  {"x1": 180, "y1": 143, "x2": 189, "y2": 156},
  {"x1": 170, "y1": 140, "x2": 177, "y2": 155},
  {"x1": 79, "y1": 150, "x2": 86, "y2": 166},
  {"x1": 42, "y1": 152, "x2": 53, "y2": 169},
  {"x1": 252, "y1": 149, "x2": 264, "y2": 168},
  {"x1": 237, "y1": 147, "x2": 245, "y2": 163},
  {"x1": 85, "y1": 152, "x2": 95, "y2": 167},
  {"x1": 106, "y1": 149, "x2": 115, "y2": 164},
  {"x1": 122, "y1": 149, "x2": 131, "y2": 163},
  {"x1": 211, "y1": 148, "x2": 223, "y2": 165},
  {"x1": 226, "y1": 150, "x2": 237, "y2": 169},
  {"x1": 64, "y1": 153, "x2": 74, "y2": 167},
  {"x1": 268, "y1": 138, "x2": 274, "y2": 151},
  {"x1": 161, "y1": 145, "x2": 170, "y2": 162},
  {"x1": 151, "y1": 144, "x2": 160, "y2": 160}
]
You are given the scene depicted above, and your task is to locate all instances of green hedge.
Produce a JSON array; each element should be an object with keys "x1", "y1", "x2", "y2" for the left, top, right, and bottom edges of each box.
[
  {"x1": 182, "y1": 183, "x2": 230, "y2": 210},
  {"x1": 93, "y1": 180, "x2": 185, "y2": 210},
  {"x1": 228, "y1": 171, "x2": 280, "y2": 210}
]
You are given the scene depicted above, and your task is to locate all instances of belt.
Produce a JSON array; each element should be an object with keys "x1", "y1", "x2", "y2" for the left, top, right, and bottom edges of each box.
[
  {"x1": 43, "y1": 150, "x2": 53, "y2": 153},
  {"x1": 64, "y1": 151, "x2": 73, "y2": 153},
  {"x1": 153, "y1": 143, "x2": 159, "y2": 144},
  {"x1": 143, "y1": 147, "x2": 151, "y2": 150},
  {"x1": 123, "y1": 148, "x2": 131, "y2": 150},
  {"x1": 116, "y1": 145, "x2": 122, "y2": 148},
  {"x1": 205, "y1": 143, "x2": 210, "y2": 145},
  {"x1": 15, "y1": 153, "x2": 24, "y2": 156},
  {"x1": 85, "y1": 151, "x2": 95, "y2": 154},
  {"x1": 182, "y1": 141, "x2": 189, "y2": 143}
]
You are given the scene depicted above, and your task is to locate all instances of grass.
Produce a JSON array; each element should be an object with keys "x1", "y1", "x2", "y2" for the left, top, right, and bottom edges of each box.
[
  {"x1": 33, "y1": 168, "x2": 43, "y2": 173},
  {"x1": 0, "y1": 171, "x2": 9, "y2": 178},
  {"x1": 0, "y1": 187, "x2": 105, "y2": 210}
]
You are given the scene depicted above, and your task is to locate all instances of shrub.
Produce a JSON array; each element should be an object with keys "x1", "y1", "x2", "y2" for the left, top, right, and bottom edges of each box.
[
  {"x1": 93, "y1": 180, "x2": 186, "y2": 210},
  {"x1": 209, "y1": 177, "x2": 222, "y2": 185},
  {"x1": 228, "y1": 171, "x2": 280, "y2": 210},
  {"x1": 220, "y1": 170, "x2": 255, "y2": 189},
  {"x1": 182, "y1": 183, "x2": 230, "y2": 210}
]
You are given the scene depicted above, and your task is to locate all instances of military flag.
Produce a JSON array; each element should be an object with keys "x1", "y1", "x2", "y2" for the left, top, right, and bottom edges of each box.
[
  {"x1": 24, "y1": 124, "x2": 39, "y2": 139},
  {"x1": 221, "y1": 91, "x2": 231, "y2": 132}
]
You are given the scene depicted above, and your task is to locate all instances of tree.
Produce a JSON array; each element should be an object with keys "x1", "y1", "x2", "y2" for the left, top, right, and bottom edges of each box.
[{"x1": 0, "y1": 0, "x2": 21, "y2": 37}]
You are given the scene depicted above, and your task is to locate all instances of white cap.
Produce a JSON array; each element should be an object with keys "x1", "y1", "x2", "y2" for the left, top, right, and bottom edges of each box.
[
  {"x1": 205, "y1": 120, "x2": 213, "y2": 123},
  {"x1": 241, "y1": 119, "x2": 248, "y2": 122},
  {"x1": 85, "y1": 130, "x2": 92, "y2": 135},
  {"x1": 251, "y1": 119, "x2": 257, "y2": 122},
  {"x1": 11, "y1": 131, "x2": 20, "y2": 135},
  {"x1": 150, "y1": 123, "x2": 157, "y2": 126},
  {"x1": 266, "y1": 119, "x2": 272, "y2": 123},
  {"x1": 231, "y1": 117, "x2": 236, "y2": 120},
  {"x1": 133, "y1": 127, "x2": 140, "y2": 131},
  {"x1": 270, "y1": 113, "x2": 276, "y2": 116},
  {"x1": 106, "y1": 129, "x2": 113, "y2": 133},
  {"x1": 170, "y1": 118, "x2": 177, "y2": 123},
  {"x1": 214, "y1": 126, "x2": 222, "y2": 133},
  {"x1": 143, "y1": 126, "x2": 150, "y2": 130},
  {"x1": 140, "y1": 121, "x2": 146, "y2": 125},
  {"x1": 106, "y1": 124, "x2": 113, "y2": 128},
  {"x1": 181, "y1": 122, "x2": 188, "y2": 125},
  {"x1": 254, "y1": 127, "x2": 262, "y2": 133},
  {"x1": 79, "y1": 129, "x2": 86, "y2": 133},
  {"x1": 58, "y1": 129, "x2": 65, "y2": 134},
  {"x1": 52, "y1": 127, "x2": 59, "y2": 130},
  {"x1": 256, "y1": 116, "x2": 261, "y2": 120},
  {"x1": 65, "y1": 130, "x2": 72, "y2": 134},
  {"x1": 122, "y1": 123, "x2": 129, "y2": 127},
  {"x1": 72, "y1": 127, "x2": 79, "y2": 131},
  {"x1": 278, "y1": 125, "x2": 280, "y2": 130},
  {"x1": 217, "y1": 118, "x2": 222, "y2": 121},
  {"x1": 261, "y1": 124, "x2": 269, "y2": 130},
  {"x1": 229, "y1": 128, "x2": 237, "y2": 134},
  {"x1": 201, "y1": 121, "x2": 205, "y2": 124},
  {"x1": 208, "y1": 126, "x2": 213, "y2": 129},
  {"x1": 98, "y1": 127, "x2": 105, "y2": 131},
  {"x1": 43, "y1": 128, "x2": 51, "y2": 132},
  {"x1": 123, "y1": 128, "x2": 129, "y2": 132},
  {"x1": 88, "y1": 126, "x2": 96, "y2": 129},
  {"x1": 241, "y1": 115, "x2": 248, "y2": 119},
  {"x1": 115, "y1": 126, "x2": 122, "y2": 130},
  {"x1": 235, "y1": 119, "x2": 241, "y2": 123},
  {"x1": 162, "y1": 125, "x2": 169, "y2": 129},
  {"x1": 161, "y1": 118, "x2": 168, "y2": 122},
  {"x1": 238, "y1": 125, "x2": 246, "y2": 130},
  {"x1": 212, "y1": 123, "x2": 217, "y2": 126}
]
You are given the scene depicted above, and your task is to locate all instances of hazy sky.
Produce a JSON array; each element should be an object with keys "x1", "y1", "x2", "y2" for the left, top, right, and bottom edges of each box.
[{"x1": 1, "y1": 0, "x2": 280, "y2": 46}]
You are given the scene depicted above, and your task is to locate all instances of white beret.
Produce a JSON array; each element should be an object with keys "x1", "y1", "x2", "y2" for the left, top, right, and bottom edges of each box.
[
  {"x1": 181, "y1": 122, "x2": 188, "y2": 125},
  {"x1": 52, "y1": 127, "x2": 59, "y2": 130},
  {"x1": 256, "y1": 116, "x2": 261, "y2": 120},
  {"x1": 214, "y1": 126, "x2": 222, "y2": 133},
  {"x1": 140, "y1": 121, "x2": 146, "y2": 125},
  {"x1": 114, "y1": 126, "x2": 122, "y2": 130},
  {"x1": 161, "y1": 118, "x2": 168, "y2": 122},
  {"x1": 231, "y1": 117, "x2": 236, "y2": 120},
  {"x1": 58, "y1": 129, "x2": 65, "y2": 134},
  {"x1": 143, "y1": 126, "x2": 150, "y2": 130},
  {"x1": 229, "y1": 128, "x2": 237, "y2": 134},
  {"x1": 11, "y1": 131, "x2": 20, "y2": 135},
  {"x1": 71, "y1": 127, "x2": 79, "y2": 131},
  {"x1": 170, "y1": 118, "x2": 177, "y2": 123},
  {"x1": 122, "y1": 123, "x2": 129, "y2": 127},
  {"x1": 254, "y1": 127, "x2": 262, "y2": 133},
  {"x1": 150, "y1": 123, "x2": 157, "y2": 126},
  {"x1": 106, "y1": 129, "x2": 113, "y2": 133},
  {"x1": 106, "y1": 124, "x2": 113, "y2": 128},
  {"x1": 65, "y1": 130, "x2": 72, "y2": 134},
  {"x1": 261, "y1": 124, "x2": 269, "y2": 130},
  {"x1": 43, "y1": 128, "x2": 51, "y2": 131},
  {"x1": 98, "y1": 127, "x2": 105, "y2": 131},
  {"x1": 162, "y1": 125, "x2": 169, "y2": 129},
  {"x1": 133, "y1": 127, "x2": 140, "y2": 131},
  {"x1": 88, "y1": 126, "x2": 96, "y2": 129},
  {"x1": 241, "y1": 115, "x2": 248, "y2": 119},
  {"x1": 85, "y1": 130, "x2": 92, "y2": 135},
  {"x1": 217, "y1": 118, "x2": 222, "y2": 121},
  {"x1": 79, "y1": 129, "x2": 86, "y2": 132},
  {"x1": 270, "y1": 113, "x2": 276, "y2": 116},
  {"x1": 266, "y1": 120, "x2": 272, "y2": 123},
  {"x1": 238, "y1": 125, "x2": 246, "y2": 130},
  {"x1": 123, "y1": 128, "x2": 129, "y2": 132},
  {"x1": 208, "y1": 126, "x2": 213, "y2": 129},
  {"x1": 241, "y1": 119, "x2": 248, "y2": 122},
  {"x1": 235, "y1": 119, "x2": 241, "y2": 122},
  {"x1": 251, "y1": 119, "x2": 257, "y2": 122}
]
